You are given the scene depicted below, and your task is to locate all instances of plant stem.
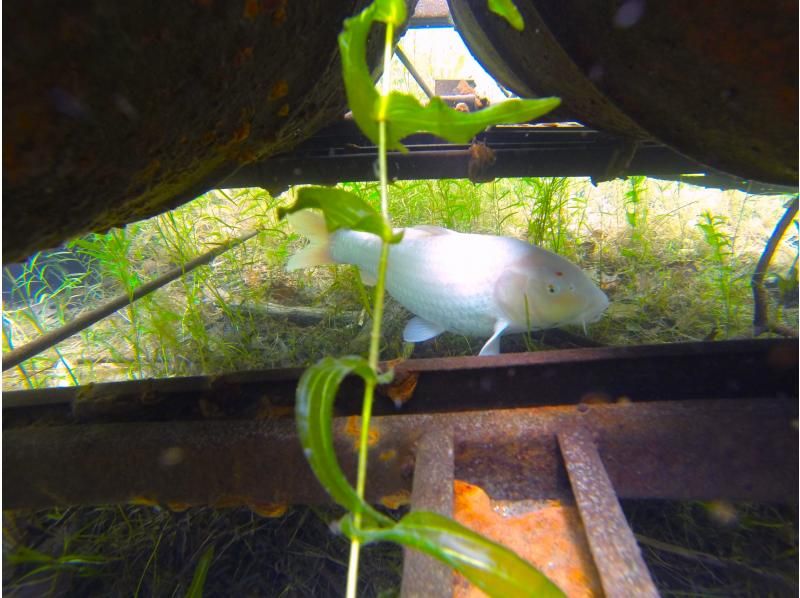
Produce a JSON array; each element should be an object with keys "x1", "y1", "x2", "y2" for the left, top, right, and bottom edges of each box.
[{"x1": 346, "y1": 20, "x2": 395, "y2": 598}]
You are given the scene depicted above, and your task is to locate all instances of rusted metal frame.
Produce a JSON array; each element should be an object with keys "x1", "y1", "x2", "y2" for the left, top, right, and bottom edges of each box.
[
  {"x1": 4, "y1": 399, "x2": 796, "y2": 510},
  {"x1": 558, "y1": 426, "x2": 659, "y2": 598},
  {"x1": 1, "y1": 229, "x2": 262, "y2": 372},
  {"x1": 3, "y1": 339, "x2": 795, "y2": 426},
  {"x1": 409, "y1": 0, "x2": 453, "y2": 27},
  {"x1": 752, "y1": 196, "x2": 799, "y2": 336},
  {"x1": 400, "y1": 428, "x2": 455, "y2": 598},
  {"x1": 395, "y1": 45, "x2": 435, "y2": 99},
  {"x1": 220, "y1": 124, "x2": 706, "y2": 193}
]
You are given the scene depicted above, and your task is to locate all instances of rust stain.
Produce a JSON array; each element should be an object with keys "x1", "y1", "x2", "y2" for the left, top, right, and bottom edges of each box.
[
  {"x1": 243, "y1": 0, "x2": 262, "y2": 19},
  {"x1": 268, "y1": 79, "x2": 289, "y2": 100},
  {"x1": 377, "y1": 359, "x2": 419, "y2": 407},
  {"x1": 378, "y1": 448, "x2": 397, "y2": 462},
  {"x1": 129, "y1": 495, "x2": 159, "y2": 506},
  {"x1": 387, "y1": 372, "x2": 419, "y2": 408},
  {"x1": 233, "y1": 46, "x2": 254, "y2": 68},
  {"x1": 229, "y1": 121, "x2": 251, "y2": 144},
  {"x1": 344, "y1": 415, "x2": 379, "y2": 450},
  {"x1": 379, "y1": 489, "x2": 411, "y2": 509},
  {"x1": 271, "y1": 0, "x2": 288, "y2": 26},
  {"x1": 166, "y1": 501, "x2": 192, "y2": 512},
  {"x1": 453, "y1": 480, "x2": 602, "y2": 598},
  {"x1": 249, "y1": 502, "x2": 289, "y2": 518}
]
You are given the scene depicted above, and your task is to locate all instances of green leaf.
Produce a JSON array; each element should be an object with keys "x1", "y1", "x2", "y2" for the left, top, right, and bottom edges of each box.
[
  {"x1": 338, "y1": 0, "x2": 558, "y2": 150},
  {"x1": 296, "y1": 356, "x2": 394, "y2": 528},
  {"x1": 339, "y1": 2, "x2": 382, "y2": 145},
  {"x1": 384, "y1": 94, "x2": 560, "y2": 149},
  {"x1": 488, "y1": 0, "x2": 524, "y2": 31},
  {"x1": 185, "y1": 545, "x2": 214, "y2": 598},
  {"x1": 277, "y1": 187, "x2": 401, "y2": 243},
  {"x1": 341, "y1": 511, "x2": 565, "y2": 597}
]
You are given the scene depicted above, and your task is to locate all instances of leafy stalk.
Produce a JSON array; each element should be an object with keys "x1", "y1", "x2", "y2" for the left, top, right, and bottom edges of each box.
[{"x1": 285, "y1": 0, "x2": 565, "y2": 596}]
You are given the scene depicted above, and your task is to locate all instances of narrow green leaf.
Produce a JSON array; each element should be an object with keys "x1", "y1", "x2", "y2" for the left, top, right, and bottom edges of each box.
[
  {"x1": 341, "y1": 511, "x2": 565, "y2": 597},
  {"x1": 339, "y1": 2, "x2": 382, "y2": 145},
  {"x1": 277, "y1": 187, "x2": 401, "y2": 243},
  {"x1": 296, "y1": 356, "x2": 394, "y2": 528},
  {"x1": 384, "y1": 94, "x2": 560, "y2": 148},
  {"x1": 338, "y1": 0, "x2": 558, "y2": 150},
  {"x1": 373, "y1": 0, "x2": 407, "y2": 25},
  {"x1": 185, "y1": 545, "x2": 214, "y2": 598},
  {"x1": 488, "y1": 0, "x2": 525, "y2": 31}
]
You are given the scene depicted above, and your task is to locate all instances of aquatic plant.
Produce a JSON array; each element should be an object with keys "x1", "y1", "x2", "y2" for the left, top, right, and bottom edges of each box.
[
  {"x1": 278, "y1": 0, "x2": 564, "y2": 595},
  {"x1": 697, "y1": 211, "x2": 737, "y2": 334}
]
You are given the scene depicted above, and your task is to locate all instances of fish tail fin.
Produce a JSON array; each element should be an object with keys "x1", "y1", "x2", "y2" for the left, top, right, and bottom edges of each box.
[{"x1": 286, "y1": 211, "x2": 333, "y2": 271}]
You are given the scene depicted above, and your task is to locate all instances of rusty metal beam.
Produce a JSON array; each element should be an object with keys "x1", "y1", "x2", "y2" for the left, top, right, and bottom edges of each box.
[
  {"x1": 3, "y1": 339, "x2": 796, "y2": 425},
  {"x1": 559, "y1": 427, "x2": 658, "y2": 598},
  {"x1": 401, "y1": 429, "x2": 455, "y2": 598},
  {"x1": 3, "y1": 398, "x2": 796, "y2": 510}
]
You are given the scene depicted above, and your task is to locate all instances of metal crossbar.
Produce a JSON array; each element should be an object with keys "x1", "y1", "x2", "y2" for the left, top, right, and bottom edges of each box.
[{"x1": 3, "y1": 339, "x2": 797, "y2": 595}]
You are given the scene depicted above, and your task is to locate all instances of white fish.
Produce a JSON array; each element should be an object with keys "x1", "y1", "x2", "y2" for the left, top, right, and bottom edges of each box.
[{"x1": 286, "y1": 211, "x2": 608, "y2": 356}]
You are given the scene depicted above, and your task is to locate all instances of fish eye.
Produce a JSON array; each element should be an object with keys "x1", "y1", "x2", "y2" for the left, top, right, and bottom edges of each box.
[{"x1": 546, "y1": 282, "x2": 560, "y2": 294}]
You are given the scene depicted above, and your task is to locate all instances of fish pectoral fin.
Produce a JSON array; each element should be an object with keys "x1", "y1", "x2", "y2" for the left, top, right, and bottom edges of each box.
[
  {"x1": 358, "y1": 267, "x2": 377, "y2": 286},
  {"x1": 478, "y1": 320, "x2": 510, "y2": 356},
  {"x1": 403, "y1": 316, "x2": 445, "y2": 343}
]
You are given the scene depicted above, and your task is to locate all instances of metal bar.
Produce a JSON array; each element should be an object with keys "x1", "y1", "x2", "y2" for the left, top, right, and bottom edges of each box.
[
  {"x1": 395, "y1": 45, "x2": 435, "y2": 99},
  {"x1": 559, "y1": 426, "x2": 659, "y2": 598},
  {"x1": 752, "y1": 197, "x2": 799, "y2": 336},
  {"x1": 401, "y1": 429, "x2": 455, "y2": 598},
  {"x1": 3, "y1": 399, "x2": 796, "y2": 509},
  {"x1": 223, "y1": 141, "x2": 703, "y2": 193},
  {"x1": 1, "y1": 229, "x2": 261, "y2": 371},
  {"x1": 4, "y1": 339, "x2": 795, "y2": 423}
]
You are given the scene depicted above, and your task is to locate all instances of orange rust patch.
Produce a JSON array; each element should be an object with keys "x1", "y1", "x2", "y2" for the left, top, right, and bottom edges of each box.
[
  {"x1": 271, "y1": 0, "x2": 288, "y2": 25},
  {"x1": 230, "y1": 121, "x2": 251, "y2": 144},
  {"x1": 453, "y1": 480, "x2": 602, "y2": 598},
  {"x1": 378, "y1": 448, "x2": 397, "y2": 462},
  {"x1": 387, "y1": 371, "x2": 419, "y2": 408},
  {"x1": 268, "y1": 80, "x2": 289, "y2": 100},
  {"x1": 243, "y1": 0, "x2": 262, "y2": 19},
  {"x1": 344, "y1": 415, "x2": 380, "y2": 449},
  {"x1": 249, "y1": 502, "x2": 289, "y2": 518},
  {"x1": 276, "y1": 103, "x2": 290, "y2": 117},
  {"x1": 166, "y1": 502, "x2": 192, "y2": 512},
  {"x1": 380, "y1": 490, "x2": 411, "y2": 510},
  {"x1": 579, "y1": 391, "x2": 612, "y2": 405},
  {"x1": 129, "y1": 495, "x2": 159, "y2": 507},
  {"x1": 233, "y1": 46, "x2": 254, "y2": 67}
]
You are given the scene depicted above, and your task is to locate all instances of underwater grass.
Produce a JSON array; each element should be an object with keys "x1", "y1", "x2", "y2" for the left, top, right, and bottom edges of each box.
[
  {"x1": 2, "y1": 177, "x2": 797, "y2": 596},
  {"x1": 2, "y1": 177, "x2": 797, "y2": 390}
]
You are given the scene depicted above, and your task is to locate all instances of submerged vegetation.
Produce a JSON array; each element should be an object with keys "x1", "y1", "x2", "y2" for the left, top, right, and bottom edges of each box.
[
  {"x1": 4, "y1": 177, "x2": 797, "y2": 595},
  {"x1": 3, "y1": 0, "x2": 797, "y2": 592},
  {"x1": 3, "y1": 177, "x2": 796, "y2": 390}
]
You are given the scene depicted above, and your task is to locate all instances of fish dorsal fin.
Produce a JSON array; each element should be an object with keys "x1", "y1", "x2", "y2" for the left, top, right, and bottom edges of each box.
[
  {"x1": 403, "y1": 316, "x2": 445, "y2": 342},
  {"x1": 478, "y1": 319, "x2": 510, "y2": 356},
  {"x1": 409, "y1": 225, "x2": 454, "y2": 236}
]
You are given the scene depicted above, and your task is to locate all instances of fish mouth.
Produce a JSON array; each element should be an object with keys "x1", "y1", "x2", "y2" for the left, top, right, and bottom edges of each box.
[{"x1": 558, "y1": 292, "x2": 609, "y2": 330}]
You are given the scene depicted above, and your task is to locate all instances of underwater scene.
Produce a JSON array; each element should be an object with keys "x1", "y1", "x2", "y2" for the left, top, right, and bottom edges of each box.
[{"x1": 3, "y1": 178, "x2": 797, "y2": 596}]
